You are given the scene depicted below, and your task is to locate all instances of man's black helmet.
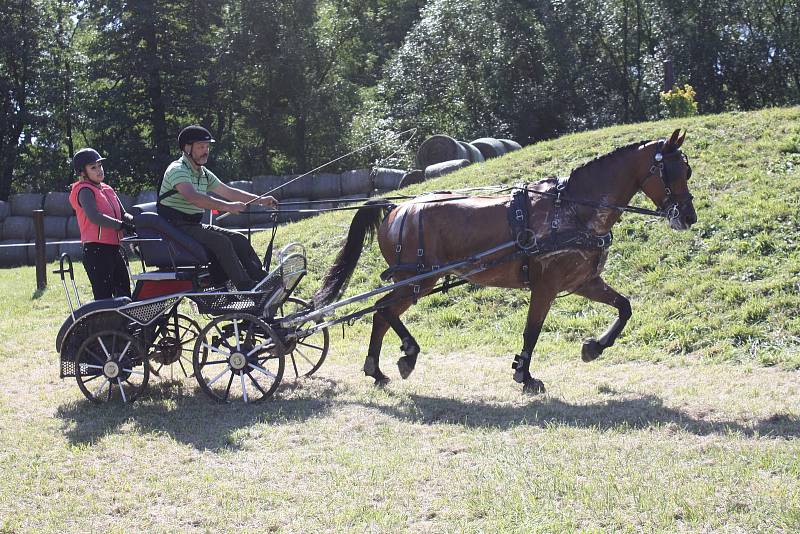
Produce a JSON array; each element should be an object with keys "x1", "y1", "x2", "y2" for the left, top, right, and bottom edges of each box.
[
  {"x1": 178, "y1": 125, "x2": 215, "y2": 150},
  {"x1": 72, "y1": 148, "x2": 106, "y2": 174}
]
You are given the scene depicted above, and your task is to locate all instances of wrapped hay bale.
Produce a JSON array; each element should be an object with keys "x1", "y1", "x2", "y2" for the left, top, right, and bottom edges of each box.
[
  {"x1": 399, "y1": 169, "x2": 425, "y2": 188},
  {"x1": 309, "y1": 173, "x2": 341, "y2": 200},
  {"x1": 459, "y1": 141, "x2": 485, "y2": 163},
  {"x1": 66, "y1": 216, "x2": 80, "y2": 239},
  {"x1": 0, "y1": 200, "x2": 9, "y2": 221},
  {"x1": 229, "y1": 180, "x2": 254, "y2": 193},
  {"x1": 470, "y1": 138, "x2": 506, "y2": 160},
  {"x1": 279, "y1": 175, "x2": 308, "y2": 199},
  {"x1": 26, "y1": 242, "x2": 59, "y2": 264},
  {"x1": 416, "y1": 135, "x2": 468, "y2": 168},
  {"x1": 250, "y1": 204, "x2": 279, "y2": 226},
  {"x1": 374, "y1": 168, "x2": 405, "y2": 191},
  {"x1": 44, "y1": 192, "x2": 73, "y2": 216},
  {"x1": 0, "y1": 240, "x2": 28, "y2": 266},
  {"x1": 498, "y1": 139, "x2": 522, "y2": 152},
  {"x1": 424, "y1": 159, "x2": 471, "y2": 179},
  {"x1": 44, "y1": 216, "x2": 69, "y2": 239},
  {"x1": 135, "y1": 190, "x2": 157, "y2": 205},
  {"x1": 279, "y1": 198, "x2": 309, "y2": 223},
  {"x1": 3, "y1": 216, "x2": 35, "y2": 240},
  {"x1": 253, "y1": 176, "x2": 285, "y2": 200},
  {"x1": 10, "y1": 193, "x2": 44, "y2": 216},
  {"x1": 117, "y1": 192, "x2": 134, "y2": 212},
  {"x1": 341, "y1": 169, "x2": 371, "y2": 196},
  {"x1": 58, "y1": 241, "x2": 84, "y2": 261},
  {"x1": 216, "y1": 212, "x2": 250, "y2": 229}
]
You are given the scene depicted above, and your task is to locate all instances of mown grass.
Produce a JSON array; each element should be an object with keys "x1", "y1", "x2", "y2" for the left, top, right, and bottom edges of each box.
[{"x1": 0, "y1": 107, "x2": 798, "y2": 532}]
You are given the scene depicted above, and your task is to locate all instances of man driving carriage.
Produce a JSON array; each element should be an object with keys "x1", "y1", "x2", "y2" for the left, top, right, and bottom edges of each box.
[{"x1": 157, "y1": 125, "x2": 278, "y2": 291}]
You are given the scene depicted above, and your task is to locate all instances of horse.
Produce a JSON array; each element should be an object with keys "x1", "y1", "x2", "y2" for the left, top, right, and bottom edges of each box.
[{"x1": 314, "y1": 129, "x2": 696, "y2": 393}]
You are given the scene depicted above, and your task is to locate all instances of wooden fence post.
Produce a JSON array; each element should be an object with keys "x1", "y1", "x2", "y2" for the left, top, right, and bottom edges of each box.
[
  {"x1": 33, "y1": 209, "x2": 47, "y2": 290},
  {"x1": 663, "y1": 59, "x2": 675, "y2": 92}
]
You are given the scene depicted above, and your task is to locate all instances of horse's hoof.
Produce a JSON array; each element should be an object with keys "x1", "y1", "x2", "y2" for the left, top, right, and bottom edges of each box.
[
  {"x1": 523, "y1": 378, "x2": 546, "y2": 394},
  {"x1": 400, "y1": 338, "x2": 419, "y2": 358},
  {"x1": 582, "y1": 338, "x2": 602, "y2": 362},
  {"x1": 397, "y1": 356, "x2": 415, "y2": 379},
  {"x1": 375, "y1": 376, "x2": 391, "y2": 387}
]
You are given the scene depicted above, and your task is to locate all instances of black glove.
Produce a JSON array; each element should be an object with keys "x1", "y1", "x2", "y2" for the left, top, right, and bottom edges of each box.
[{"x1": 121, "y1": 219, "x2": 136, "y2": 234}]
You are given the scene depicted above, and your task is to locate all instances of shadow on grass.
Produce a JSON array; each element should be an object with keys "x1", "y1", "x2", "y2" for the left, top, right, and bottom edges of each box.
[
  {"x1": 56, "y1": 379, "x2": 800, "y2": 450},
  {"x1": 55, "y1": 376, "x2": 341, "y2": 451},
  {"x1": 359, "y1": 392, "x2": 800, "y2": 439}
]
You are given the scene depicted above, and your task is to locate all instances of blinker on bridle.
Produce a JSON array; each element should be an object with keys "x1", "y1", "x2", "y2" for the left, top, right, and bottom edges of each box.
[{"x1": 639, "y1": 140, "x2": 694, "y2": 214}]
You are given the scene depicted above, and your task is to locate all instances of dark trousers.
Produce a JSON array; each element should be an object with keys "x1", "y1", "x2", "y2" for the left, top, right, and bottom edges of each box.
[
  {"x1": 83, "y1": 243, "x2": 132, "y2": 300},
  {"x1": 175, "y1": 222, "x2": 266, "y2": 289}
]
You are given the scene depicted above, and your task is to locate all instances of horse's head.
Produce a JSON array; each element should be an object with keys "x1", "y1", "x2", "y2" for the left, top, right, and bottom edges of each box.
[{"x1": 639, "y1": 129, "x2": 697, "y2": 230}]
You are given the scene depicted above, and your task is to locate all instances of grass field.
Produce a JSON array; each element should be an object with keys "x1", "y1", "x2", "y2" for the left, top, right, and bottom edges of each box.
[{"x1": 1, "y1": 107, "x2": 799, "y2": 532}]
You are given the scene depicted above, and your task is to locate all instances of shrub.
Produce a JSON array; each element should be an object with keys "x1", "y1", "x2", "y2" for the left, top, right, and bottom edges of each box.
[{"x1": 660, "y1": 84, "x2": 699, "y2": 118}]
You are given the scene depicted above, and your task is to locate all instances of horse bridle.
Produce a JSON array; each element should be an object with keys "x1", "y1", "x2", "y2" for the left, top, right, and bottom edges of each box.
[{"x1": 638, "y1": 141, "x2": 694, "y2": 220}]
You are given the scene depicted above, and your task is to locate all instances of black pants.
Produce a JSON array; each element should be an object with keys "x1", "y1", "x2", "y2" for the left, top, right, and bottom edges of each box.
[
  {"x1": 174, "y1": 223, "x2": 267, "y2": 289},
  {"x1": 83, "y1": 243, "x2": 132, "y2": 300}
]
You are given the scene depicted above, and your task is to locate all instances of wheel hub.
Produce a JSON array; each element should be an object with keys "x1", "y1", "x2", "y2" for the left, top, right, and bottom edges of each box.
[
  {"x1": 103, "y1": 361, "x2": 120, "y2": 379},
  {"x1": 229, "y1": 352, "x2": 247, "y2": 371}
]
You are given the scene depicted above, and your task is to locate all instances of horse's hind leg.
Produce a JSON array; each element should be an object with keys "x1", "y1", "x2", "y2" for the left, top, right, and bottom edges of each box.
[
  {"x1": 573, "y1": 276, "x2": 631, "y2": 362},
  {"x1": 363, "y1": 288, "x2": 421, "y2": 385}
]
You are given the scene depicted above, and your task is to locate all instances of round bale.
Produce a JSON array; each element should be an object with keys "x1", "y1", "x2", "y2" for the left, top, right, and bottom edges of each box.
[
  {"x1": 253, "y1": 176, "x2": 286, "y2": 200},
  {"x1": 424, "y1": 159, "x2": 471, "y2": 179},
  {"x1": 229, "y1": 180, "x2": 254, "y2": 193},
  {"x1": 249, "y1": 204, "x2": 279, "y2": 226},
  {"x1": 374, "y1": 168, "x2": 406, "y2": 191},
  {"x1": 3, "y1": 216, "x2": 35, "y2": 241},
  {"x1": 44, "y1": 192, "x2": 73, "y2": 216},
  {"x1": 459, "y1": 141, "x2": 485, "y2": 163},
  {"x1": 341, "y1": 169, "x2": 372, "y2": 196},
  {"x1": 309, "y1": 173, "x2": 341, "y2": 200},
  {"x1": 116, "y1": 192, "x2": 134, "y2": 212},
  {"x1": 58, "y1": 241, "x2": 84, "y2": 261},
  {"x1": 399, "y1": 169, "x2": 425, "y2": 188},
  {"x1": 470, "y1": 138, "x2": 507, "y2": 160},
  {"x1": 135, "y1": 190, "x2": 157, "y2": 205},
  {"x1": 279, "y1": 198, "x2": 309, "y2": 223},
  {"x1": 0, "y1": 240, "x2": 28, "y2": 267},
  {"x1": 66, "y1": 216, "x2": 80, "y2": 239},
  {"x1": 10, "y1": 193, "x2": 44, "y2": 216},
  {"x1": 498, "y1": 139, "x2": 522, "y2": 152},
  {"x1": 26, "y1": 242, "x2": 59, "y2": 264},
  {"x1": 0, "y1": 200, "x2": 9, "y2": 221},
  {"x1": 279, "y1": 175, "x2": 309, "y2": 199},
  {"x1": 416, "y1": 135, "x2": 468, "y2": 168},
  {"x1": 44, "y1": 216, "x2": 69, "y2": 239}
]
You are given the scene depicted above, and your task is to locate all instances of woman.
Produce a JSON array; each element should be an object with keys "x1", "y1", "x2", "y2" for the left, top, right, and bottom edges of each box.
[{"x1": 68, "y1": 148, "x2": 134, "y2": 300}]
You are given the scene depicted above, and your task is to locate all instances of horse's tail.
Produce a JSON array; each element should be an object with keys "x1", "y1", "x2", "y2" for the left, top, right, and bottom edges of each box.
[{"x1": 313, "y1": 199, "x2": 393, "y2": 308}]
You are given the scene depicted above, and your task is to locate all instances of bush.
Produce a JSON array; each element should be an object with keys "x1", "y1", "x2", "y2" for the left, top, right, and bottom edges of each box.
[{"x1": 660, "y1": 84, "x2": 699, "y2": 118}]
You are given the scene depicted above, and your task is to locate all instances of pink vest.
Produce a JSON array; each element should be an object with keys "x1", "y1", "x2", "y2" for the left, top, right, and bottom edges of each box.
[{"x1": 69, "y1": 181, "x2": 123, "y2": 245}]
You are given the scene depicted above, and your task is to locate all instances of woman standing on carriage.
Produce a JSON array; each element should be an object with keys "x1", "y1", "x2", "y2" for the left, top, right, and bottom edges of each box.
[{"x1": 68, "y1": 148, "x2": 135, "y2": 300}]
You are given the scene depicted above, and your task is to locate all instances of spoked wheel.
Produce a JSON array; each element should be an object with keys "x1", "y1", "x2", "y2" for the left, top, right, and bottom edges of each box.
[
  {"x1": 192, "y1": 313, "x2": 285, "y2": 403},
  {"x1": 75, "y1": 330, "x2": 149, "y2": 404},
  {"x1": 277, "y1": 297, "x2": 329, "y2": 378},
  {"x1": 149, "y1": 312, "x2": 201, "y2": 379}
]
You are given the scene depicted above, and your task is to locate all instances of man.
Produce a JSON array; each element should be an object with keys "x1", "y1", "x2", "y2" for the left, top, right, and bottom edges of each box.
[{"x1": 157, "y1": 125, "x2": 278, "y2": 291}]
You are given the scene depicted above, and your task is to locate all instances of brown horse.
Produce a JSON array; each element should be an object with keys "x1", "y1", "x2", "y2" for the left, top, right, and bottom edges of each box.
[{"x1": 314, "y1": 129, "x2": 696, "y2": 393}]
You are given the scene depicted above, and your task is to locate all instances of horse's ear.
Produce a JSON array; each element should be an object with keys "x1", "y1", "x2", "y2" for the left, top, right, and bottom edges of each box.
[
  {"x1": 667, "y1": 128, "x2": 681, "y2": 148},
  {"x1": 676, "y1": 129, "x2": 686, "y2": 148}
]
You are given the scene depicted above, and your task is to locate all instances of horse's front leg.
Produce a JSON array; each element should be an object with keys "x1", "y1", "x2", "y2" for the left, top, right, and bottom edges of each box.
[
  {"x1": 513, "y1": 287, "x2": 556, "y2": 394},
  {"x1": 573, "y1": 276, "x2": 631, "y2": 362}
]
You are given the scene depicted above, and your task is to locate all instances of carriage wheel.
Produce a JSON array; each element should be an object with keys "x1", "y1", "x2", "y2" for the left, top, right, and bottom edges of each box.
[
  {"x1": 75, "y1": 330, "x2": 149, "y2": 404},
  {"x1": 149, "y1": 312, "x2": 201, "y2": 380},
  {"x1": 192, "y1": 313, "x2": 285, "y2": 403},
  {"x1": 278, "y1": 297, "x2": 329, "y2": 378}
]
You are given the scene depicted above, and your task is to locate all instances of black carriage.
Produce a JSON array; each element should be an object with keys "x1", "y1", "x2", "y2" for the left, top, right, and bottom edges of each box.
[{"x1": 55, "y1": 203, "x2": 329, "y2": 404}]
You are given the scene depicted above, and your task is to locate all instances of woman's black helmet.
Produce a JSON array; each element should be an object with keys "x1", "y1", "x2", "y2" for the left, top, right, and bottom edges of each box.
[
  {"x1": 178, "y1": 125, "x2": 215, "y2": 150},
  {"x1": 72, "y1": 148, "x2": 106, "y2": 174}
]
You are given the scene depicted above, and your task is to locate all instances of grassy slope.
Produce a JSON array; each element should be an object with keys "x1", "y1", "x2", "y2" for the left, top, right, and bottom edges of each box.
[{"x1": 0, "y1": 107, "x2": 798, "y2": 532}]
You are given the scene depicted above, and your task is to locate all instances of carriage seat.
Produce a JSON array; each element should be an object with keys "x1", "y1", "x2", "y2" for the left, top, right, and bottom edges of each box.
[
  {"x1": 130, "y1": 203, "x2": 209, "y2": 269},
  {"x1": 55, "y1": 297, "x2": 132, "y2": 353}
]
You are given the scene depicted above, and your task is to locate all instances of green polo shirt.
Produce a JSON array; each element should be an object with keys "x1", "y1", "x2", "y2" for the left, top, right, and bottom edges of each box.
[{"x1": 159, "y1": 155, "x2": 222, "y2": 215}]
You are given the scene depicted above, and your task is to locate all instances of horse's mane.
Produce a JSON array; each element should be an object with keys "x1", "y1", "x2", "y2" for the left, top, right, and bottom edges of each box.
[{"x1": 568, "y1": 139, "x2": 651, "y2": 179}]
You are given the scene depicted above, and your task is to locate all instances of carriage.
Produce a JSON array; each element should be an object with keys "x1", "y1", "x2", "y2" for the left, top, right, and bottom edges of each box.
[
  {"x1": 55, "y1": 203, "x2": 330, "y2": 404},
  {"x1": 55, "y1": 129, "x2": 696, "y2": 402}
]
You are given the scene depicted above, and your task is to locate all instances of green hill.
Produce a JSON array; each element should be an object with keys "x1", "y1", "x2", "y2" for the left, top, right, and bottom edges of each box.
[{"x1": 272, "y1": 106, "x2": 800, "y2": 368}]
